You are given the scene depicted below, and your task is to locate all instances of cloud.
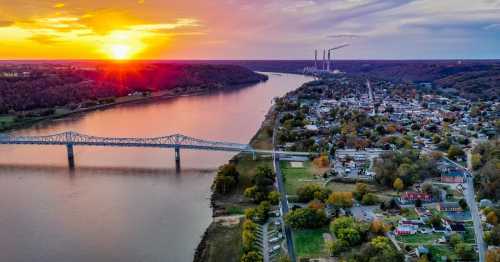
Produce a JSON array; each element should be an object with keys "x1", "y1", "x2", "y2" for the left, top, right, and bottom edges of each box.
[
  {"x1": 484, "y1": 23, "x2": 500, "y2": 30},
  {"x1": 130, "y1": 18, "x2": 200, "y2": 31},
  {"x1": 0, "y1": 21, "x2": 14, "y2": 27},
  {"x1": 29, "y1": 34, "x2": 62, "y2": 45},
  {"x1": 54, "y1": 3, "x2": 65, "y2": 8},
  {"x1": 328, "y1": 34, "x2": 362, "y2": 39}
]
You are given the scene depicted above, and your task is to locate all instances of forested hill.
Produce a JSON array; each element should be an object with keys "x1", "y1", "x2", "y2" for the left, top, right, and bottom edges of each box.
[
  {"x1": 215, "y1": 60, "x2": 500, "y2": 101},
  {"x1": 0, "y1": 63, "x2": 268, "y2": 114}
]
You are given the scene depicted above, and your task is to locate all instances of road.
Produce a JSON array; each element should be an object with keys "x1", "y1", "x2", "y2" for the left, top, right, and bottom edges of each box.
[
  {"x1": 442, "y1": 156, "x2": 486, "y2": 262},
  {"x1": 272, "y1": 112, "x2": 297, "y2": 262}
]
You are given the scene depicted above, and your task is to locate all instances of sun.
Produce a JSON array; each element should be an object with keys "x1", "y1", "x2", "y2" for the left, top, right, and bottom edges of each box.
[
  {"x1": 110, "y1": 44, "x2": 131, "y2": 60},
  {"x1": 102, "y1": 31, "x2": 145, "y2": 60}
]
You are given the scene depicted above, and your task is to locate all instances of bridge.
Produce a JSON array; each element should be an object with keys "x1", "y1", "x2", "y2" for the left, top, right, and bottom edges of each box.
[{"x1": 0, "y1": 131, "x2": 311, "y2": 170}]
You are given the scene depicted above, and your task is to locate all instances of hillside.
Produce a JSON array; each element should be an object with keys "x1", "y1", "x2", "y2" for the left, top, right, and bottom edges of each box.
[{"x1": 0, "y1": 63, "x2": 268, "y2": 114}]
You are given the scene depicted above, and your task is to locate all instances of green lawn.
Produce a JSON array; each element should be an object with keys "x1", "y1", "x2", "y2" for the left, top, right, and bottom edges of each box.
[
  {"x1": 463, "y1": 227, "x2": 476, "y2": 244},
  {"x1": 280, "y1": 161, "x2": 320, "y2": 195},
  {"x1": 325, "y1": 181, "x2": 358, "y2": 192},
  {"x1": 400, "y1": 208, "x2": 420, "y2": 220},
  {"x1": 0, "y1": 115, "x2": 14, "y2": 123},
  {"x1": 293, "y1": 227, "x2": 330, "y2": 258},
  {"x1": 429, "y1": 245, "x2": 459, "y2": 261},
  {"x1": 397, "y1": 233, "x2": 444, "y2": 244}
]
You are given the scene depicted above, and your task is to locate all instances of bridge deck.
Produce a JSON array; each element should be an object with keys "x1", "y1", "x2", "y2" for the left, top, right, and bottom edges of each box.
[{"x1": 0, "y1": 131, "x2": 311, "y2": 156}]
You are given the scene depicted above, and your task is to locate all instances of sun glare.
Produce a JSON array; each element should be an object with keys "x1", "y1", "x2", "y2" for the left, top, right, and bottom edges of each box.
[
  {"x1": 102, "y1": 31, "x2": 146, "y2": 60},
  {"x1": 110, "y1": 44, "x2": 131, "y2": 60}
]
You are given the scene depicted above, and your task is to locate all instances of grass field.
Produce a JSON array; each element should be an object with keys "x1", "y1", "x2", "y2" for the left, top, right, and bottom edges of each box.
[
  {"x1": 397, "y1": 232, "x2": 444, "y2": 244},
  {"x1": 197, "y1": 220, "x2": 243, "y2": 262},
  {"x1": 293, "y1": 227, "x2": 330, "y2": 258},
  {"x1": 429, "y1": 245, "x2": 459, "y2": 261},
  {"x1": 280, "y1": 161, "x2": 321, "y2": 195}
]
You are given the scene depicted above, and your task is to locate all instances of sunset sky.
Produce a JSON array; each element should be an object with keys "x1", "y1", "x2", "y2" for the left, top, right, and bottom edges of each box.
[{"x1": 0, "y1": 0, "x2": 499, "y2": 60}]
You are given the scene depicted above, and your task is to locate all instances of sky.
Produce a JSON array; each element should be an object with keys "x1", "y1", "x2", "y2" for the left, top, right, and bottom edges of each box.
[{"x1": 0, "y1": 0, "x2": 499, "y2": 60}]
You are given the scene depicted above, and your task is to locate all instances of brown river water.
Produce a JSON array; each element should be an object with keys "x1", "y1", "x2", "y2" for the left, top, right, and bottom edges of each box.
[{"x1": 0, "y1": 73, "x2": 313, "y2": 262}]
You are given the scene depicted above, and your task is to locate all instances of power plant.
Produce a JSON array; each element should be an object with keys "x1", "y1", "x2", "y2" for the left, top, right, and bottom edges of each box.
[{"x1": 306, "y1": 44, "x2": 349, "y2": 75}]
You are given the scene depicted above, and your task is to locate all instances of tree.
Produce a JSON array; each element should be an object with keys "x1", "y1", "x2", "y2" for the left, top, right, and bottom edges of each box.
[
  {"x1": 240, "y1": 251, "x2": 263, "y2": 262},
  {"x1": 448, "y1": 145, "x2": 465, "y2": 160},
  {"x1": 313, "y1": 155, "x2": 330, "y2": 168},
  {"x1": 458, "y1": 198, "x2": 468, "y2": 210},
  {"x1": 213, "y1": 174, "x2": 236, "y2": 194},
  {"x1": 308, "y1": 199, "x2": 325, "y2": 210},
  {"x1": 455, "y1": 243, "x2": 475, "y2": 260},
  {"x1": 393, "y1": 178, "x2": 404, "y2": 192},
  {"x1": 327, "y1": 192, "x2": 353, "y2": 208},
  {"x1": 326, "y1": 239, "x2": 348, "y2": 256},
  {"x1": 355, "y1": 182, "x2": 369, "y2": 197},
  {"x1": 429, "y1": 214, "x2": 443, "y2": 228},
  {"x1": 471, "y1": 153, "x2": 482, "y2": 170},
  {"x1": 486, "y1": 249, "x2": 500, "y2": 262},
  {"x1": 361, "y1": 193, "x2": 379, "y2": 205},
  {"x1": 485, "y1": 225, "x2": 500, "y2": 245},
  {"x1": 330, "y1": 217, "x2": 364, "y2": 245},
  {"x1": 254, "y1": 201, "x2": 271, "y2": 223},
  {"x1": 285, "y1": 208, "x2": 327, "y2": 229},
  {"x1": 296, "y1": 184, "x2": 330, "y2": 203},
  {"x1": 268, "y1": 191, "x2": 280, "y2": 205},
  {"x1": 449, "y1": 233, "x2": 463, "y2": 247},
  {"x1": 421, "y1": 183, "x2": 433, "y2": 194},
  {"x1": 487, "y1": 211, "x2": 498, "y2": 225},
  {"x1": 370, "y1": 219, "x2": 386, "y2": 235}
]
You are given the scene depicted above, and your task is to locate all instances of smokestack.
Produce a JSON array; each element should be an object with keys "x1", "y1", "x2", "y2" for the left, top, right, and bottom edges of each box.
[
  {"x1": 327, "y1": 50, "x2": 331, "y2": 71},
  {"x1": 314, "y1": 49, "x2": 318, "y2": 69},
  {"x1": 322, "y1": 49, "x2": 326, "y2": 70}
]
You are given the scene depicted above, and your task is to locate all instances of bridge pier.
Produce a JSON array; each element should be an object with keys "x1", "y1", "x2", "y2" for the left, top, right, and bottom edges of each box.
[
  {"x1": 174, "y1": 146, "x2": 181, "y2": 172},
  {"x1": 66, "y1": 143, "x2": 75, "y2": 169}
]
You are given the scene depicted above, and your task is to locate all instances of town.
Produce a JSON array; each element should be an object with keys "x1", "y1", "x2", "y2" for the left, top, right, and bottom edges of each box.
[{"x1": 208, "y1": 73, "x2": 499, "y2": 262}]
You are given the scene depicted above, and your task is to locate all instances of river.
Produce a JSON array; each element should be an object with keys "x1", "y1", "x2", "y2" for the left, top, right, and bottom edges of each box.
[{"x1": 0, "y1": 72, "x2": 313, "y2": 262}]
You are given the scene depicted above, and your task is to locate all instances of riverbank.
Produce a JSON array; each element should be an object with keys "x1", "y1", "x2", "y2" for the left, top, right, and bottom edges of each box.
[
  {"x1": 0, "y1": 80, "x2": 266, "y2": 133},
  {"x1": 193, "y1": 104, "x2": 280, "y2": 262}
]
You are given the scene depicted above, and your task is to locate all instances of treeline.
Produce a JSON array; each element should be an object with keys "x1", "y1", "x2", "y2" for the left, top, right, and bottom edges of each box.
[
  {"x1": 0, "y1": 63, "x2": 267, "y2": 114},
  {"x1": 229, "y1": 60, "x2": 500, "y2": 101},
  {"x1": 472, "y1": 140, "x2": 500, "y2": 201}
]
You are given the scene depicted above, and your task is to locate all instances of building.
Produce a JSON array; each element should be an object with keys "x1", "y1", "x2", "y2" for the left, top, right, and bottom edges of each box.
[
  {"x1": 395, "y1": 224, "x2": 418, "y2": 236},
  {"x1": 400, "y1": 191, "x2": 433, "y2": 203},
  {"x1": 438, "y1": 202, "x2": 463, "y2": 212},
  {"x1": 441, "y1": 170, "x2": 464, "y2": 183}
]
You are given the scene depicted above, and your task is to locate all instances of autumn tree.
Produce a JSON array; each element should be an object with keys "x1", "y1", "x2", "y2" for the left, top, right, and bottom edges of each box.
[
  {"x1": 487, "y1": 211, "x2": 498, "y2": 225},
  {"x1": 327, "y1": 192, "x2": 353, "y2": 208},
  {"x1": 393, "y1": 178, "x2": 404, "y2": 192},
  {"x1": 240, "y1": 251, "x2": 263, "y2": 262}
]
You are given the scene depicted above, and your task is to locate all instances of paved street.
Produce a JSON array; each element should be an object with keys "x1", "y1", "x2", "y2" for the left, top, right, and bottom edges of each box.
[
  {"x1": 443, "y1": 156, "x2": 486, "y2": 262},
  {"x1": 273, "y1": 112, "x2": 296, "y2": 262}
]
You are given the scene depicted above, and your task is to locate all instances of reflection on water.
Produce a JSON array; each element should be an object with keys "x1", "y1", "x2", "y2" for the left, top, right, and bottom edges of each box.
[{"x1": 0, "y1": 73, "x2": 313, "y2": 262}]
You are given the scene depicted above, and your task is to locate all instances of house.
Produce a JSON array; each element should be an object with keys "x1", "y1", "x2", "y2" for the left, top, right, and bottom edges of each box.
[
  {"x1": 415, "y1": 207, "x2": 432, "y2": 217},
  {"x1": 400, "y1": 191, "x2": 433, "y2": 204},
  {"x1": 449, "y1": 223, "x2": 466, "y2": 233},
  {"x1": 441, "y1": 170, "x2": 464, "y2": 183},
  {"x1": 395, "y1": 224, "x2": 418, "y2": 236},
  {"x1": 416, "y1": 245, "x2": 430, "y2": 257},
  {"x1": 438, "y1": 202, "x2": 463, "y2": 212}
]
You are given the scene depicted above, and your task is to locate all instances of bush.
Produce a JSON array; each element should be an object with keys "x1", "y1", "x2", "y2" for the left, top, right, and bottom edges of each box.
[
  {"x1": 327, "y1": 192, "x2": 353, "y2": 208},
  {"x1": 361, "y1": 193, "x2": 379, "y2": 205},
  {"x1": 296, "y1": 184, "x2": 331, "y2": 203},
  {"x1": 284, "y1": 208, "x2": 327, "y2": 229}
]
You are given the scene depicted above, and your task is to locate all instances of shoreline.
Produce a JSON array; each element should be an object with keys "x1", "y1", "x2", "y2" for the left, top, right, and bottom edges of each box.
[
  {"x1": 193, "y1": 100, "x2": 280, "y2": 262},
  {"x1": 0, "y1": 80, "x2": 265, "y2": 133}
]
